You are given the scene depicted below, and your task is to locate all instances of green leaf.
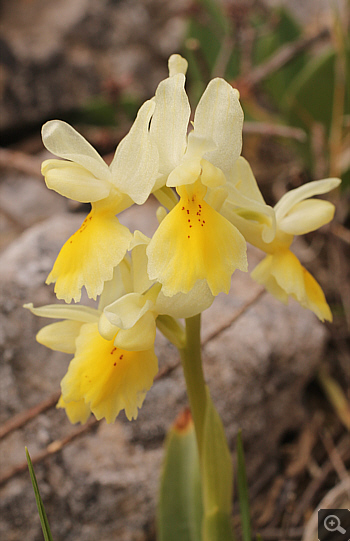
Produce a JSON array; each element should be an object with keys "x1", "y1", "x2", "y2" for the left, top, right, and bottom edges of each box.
[
  {"x1": 201, "y1": 387, "x2": 234, "y2": 541},
  {"x1": 285, "y1": 45, "x2": 350, "y2": 133},
  {"x1": 236, "y1": 430, "x2": 252, "y2": 541},
  {"x1": 252, "y1": 7, "x2": 306, "y2": 106},
  {"x1": 25, "y1": 447, "x2": 54, "y2": 541},
  {"x1": 203, "y1": 511, "x2": 235, "y2": 541},
  {"x1": 198, "y1": 0, "x2": 230, "y2": 37},
  {"x1": 157, "y1": 410, "x2": 203, "y2": 541}
]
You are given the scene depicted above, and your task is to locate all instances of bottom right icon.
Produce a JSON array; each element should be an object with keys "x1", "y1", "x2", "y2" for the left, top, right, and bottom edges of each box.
[{"x1": 318, "y1": 509, "x2": 350, "y2": 540}]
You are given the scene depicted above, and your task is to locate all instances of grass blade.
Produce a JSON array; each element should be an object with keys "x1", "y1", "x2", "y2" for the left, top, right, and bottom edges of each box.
[{"x1": 25, "y1": 447, "x2": 54, "y2": 541}]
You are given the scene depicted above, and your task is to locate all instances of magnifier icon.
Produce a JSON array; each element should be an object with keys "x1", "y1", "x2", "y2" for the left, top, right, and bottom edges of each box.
[{"x1": 324, "y1": 514, "x2": 346, "y2": 534}]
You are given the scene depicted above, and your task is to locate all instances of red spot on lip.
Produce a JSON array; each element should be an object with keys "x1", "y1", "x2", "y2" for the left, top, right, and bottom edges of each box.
[
  {"x1": 188, "y1": 219, "x2": 191, "y2": 222},
  {"x1": 187, "y1": 210, "x2": 190, "y2": 214},
  {"x1": 113, "y1": 362, "x2": 116, "y2": 366},
  {"x1": 119, "y1": 354, "x2": 124, "y2": 360},
  {"x1": 188, "y1": 235, "x2": 190, "y2": 238},
  {"x1": 110, "y1": 347, "x2": 117, "y2": 354},
  {"x1": 182, "y1": 206, "x2": 185, "y2": 210}
]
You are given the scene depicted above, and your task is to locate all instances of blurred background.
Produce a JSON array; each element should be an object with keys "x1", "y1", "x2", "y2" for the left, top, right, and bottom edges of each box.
[{"x1": 0, "y1": 1, "x2": 349, "y2": 540}]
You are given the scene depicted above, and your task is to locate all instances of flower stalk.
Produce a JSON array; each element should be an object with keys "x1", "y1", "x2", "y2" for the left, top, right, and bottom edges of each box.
[
  {"x1": 180, "y1": 314, "x2": 235, "y2": 541},
  {"x1": 180, "y1": 314, "x2": 207, "y2": 459}
]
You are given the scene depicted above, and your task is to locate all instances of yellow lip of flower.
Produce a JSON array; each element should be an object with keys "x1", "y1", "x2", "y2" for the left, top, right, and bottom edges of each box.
[
  {"x1": 147, "y1": 178, "x2": 247, "y2": 297},
  {"x1": 251, "y1": 249, "x2": 333, "y2": 322},
  {"x1": 57, "y1": 395, "x2": 91, "y2": 425},
  {"x1": 46, "y1": 202, "x2": 133, "y2": 303},
  {"x1": 60, "y1": 322, "x2": 158, "y2": 423},
  {"x1": 25, "y1": 269, "x2": 159, "y2": 424}
]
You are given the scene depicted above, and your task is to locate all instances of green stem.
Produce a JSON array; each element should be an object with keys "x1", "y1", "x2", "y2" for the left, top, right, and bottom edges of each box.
[{"x1": 179, "y1": 314, "x2": 207, "y2": 458}]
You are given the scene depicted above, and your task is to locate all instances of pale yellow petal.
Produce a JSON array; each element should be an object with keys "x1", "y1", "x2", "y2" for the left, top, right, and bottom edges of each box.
[
  {"x1": 156, "y1": 279, "x2": 214, "y2": 318},
  {"x1": 61, "y1": 323, "x2": 158, "y2": 422},
  {"x1": 97, "y1": 261, "x2": 130, "y2": 311},
  {"x1": 278, "y1": 199, "x2": 335, "y2": 235},
  {"x1": 200, "y1": 159, "x2": 227, "y2": 188},
  {"x1": 274, "y1": 177, "x2": 341, "y2": 222},
  {"x1": 37, "y1": 320, "x2": 84, "y2": 353},
  {"x1": 130, "y1": 231, "x2": 155, "y2": 294},
  {"x1": 104, "y1": 293, "x2": 154, "y2": 330},
  {"x1": 223, "y1": 157, "x2": 276, "y2": 243},
  {"x1": 56, "y1": 395, "x2": 91, "y2": 424},
  {"x1": 147, "y1": 181, "x2": 247, "y2": 296},
  {"x1": 46, "y1": 209, "x2": 132, "y2": 303},
  {"x1": 229, "y1": 157, "x2": 265, "y2": 204},
  {"x1": 42, "y1": 159, "x2": 111, "y2": 203},
  {"x1": 150, "y1": 73, "x2": 190, "y2": 177},
  {"x1": 42, "y1": 120, "x2": 110, "y2": 180},
  {"x1": 192, "y1": 78, "x2": 243, "y2": 175},
  {"x1": 110, "y1": 100, "x2": 159, "y2": 204},
  {"x1": 167, "y1": 157, "x2": 202, "y2": 187},
  {"x1": 168, "y1": 54, "x2": 188, "y2": 76},
  {"x1": 98, "y1": 312, "x2": 117, "y2": 341},
  {"x1": 114, "y1": 311, "x2": 157, "y2": 351},
  {"x1": 24, "y1": 302, "x2": 99, "y2": 323}
]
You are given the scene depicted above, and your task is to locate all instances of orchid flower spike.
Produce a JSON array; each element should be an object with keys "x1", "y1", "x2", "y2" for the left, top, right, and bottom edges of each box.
[{"x1": 221, "y1": 157, "x2": 341, "y2": 321}]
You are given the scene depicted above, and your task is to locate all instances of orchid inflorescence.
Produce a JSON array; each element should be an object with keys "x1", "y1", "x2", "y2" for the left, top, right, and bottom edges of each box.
[{"x1": 25, "y1": 54, "x2": 340, "y2": 426}]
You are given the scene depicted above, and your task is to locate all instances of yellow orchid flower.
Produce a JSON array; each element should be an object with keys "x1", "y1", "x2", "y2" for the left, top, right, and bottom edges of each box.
[
  {"x1": 24, "y1": 264, "x2": 158, "y2": 423},
  {"x1": 221, "y1": 157, "x2": 341, "y2": 321},
  {"x1": 41, "y1": 97, "x2": 159, "y2": 303},
  {"x1": 147, "y1": 56, "x2": 247, "y2": 297}
]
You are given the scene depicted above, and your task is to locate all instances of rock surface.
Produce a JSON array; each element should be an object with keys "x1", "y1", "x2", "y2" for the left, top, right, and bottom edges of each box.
[
  {"x1": 0, "y1": 206, "x2": 328, "y2": 541},
  {"x1": 0, "y1": 0, "x2": 189, "y2": 133}
]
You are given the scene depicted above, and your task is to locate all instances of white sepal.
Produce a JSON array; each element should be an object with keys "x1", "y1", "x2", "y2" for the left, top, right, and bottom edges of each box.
[
  {"x1": 275, "y1": 178, "x2": 341, "y2": 222},
  {"x1": 192, "y1": 78, "x2": 243, "y2": 176},
  {"x1": 36, "y1": 320, "x2": 84, "y2": 353},
  {"x1": 42, "y1": 120, "x2": 110, "y2": 181},
  {"x1": 42, "y1": 159, "x2": 111, "y2": 203},
  {"x1": 278, "y1": 199, "x2": 335, "y2": 235},
  {"x1": 110, "y1": 99, "x2": 159, "y2": 204},
  {"x1": 24, "y1": 303, "x2": 99, "y2": 323},
  {"x1": 151, "y1": 74, "x2": 190, "y2": 178}
]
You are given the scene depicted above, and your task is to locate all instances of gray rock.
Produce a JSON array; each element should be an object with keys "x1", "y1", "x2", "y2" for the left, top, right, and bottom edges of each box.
[
  {"x1": 0, "y1": 209, "x2": 328, "y2": 540},
  {"x1": 0, "y1": 0, "x2": 189, "y2": 133}
]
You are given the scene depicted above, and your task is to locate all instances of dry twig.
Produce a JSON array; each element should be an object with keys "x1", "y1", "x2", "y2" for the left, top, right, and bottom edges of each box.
[
  {"x1": 0, "y1": 418, "x2": 98, "y2": 487},
  {"x1": 0, "y1": 391, "x2": 61, "y2": 441},
  {"x1": 243, "y1": 122, "x2": 307, "y2": 141},
  {"x1": 240, "y1": 28, "x2": 329, "y2": 89}
]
